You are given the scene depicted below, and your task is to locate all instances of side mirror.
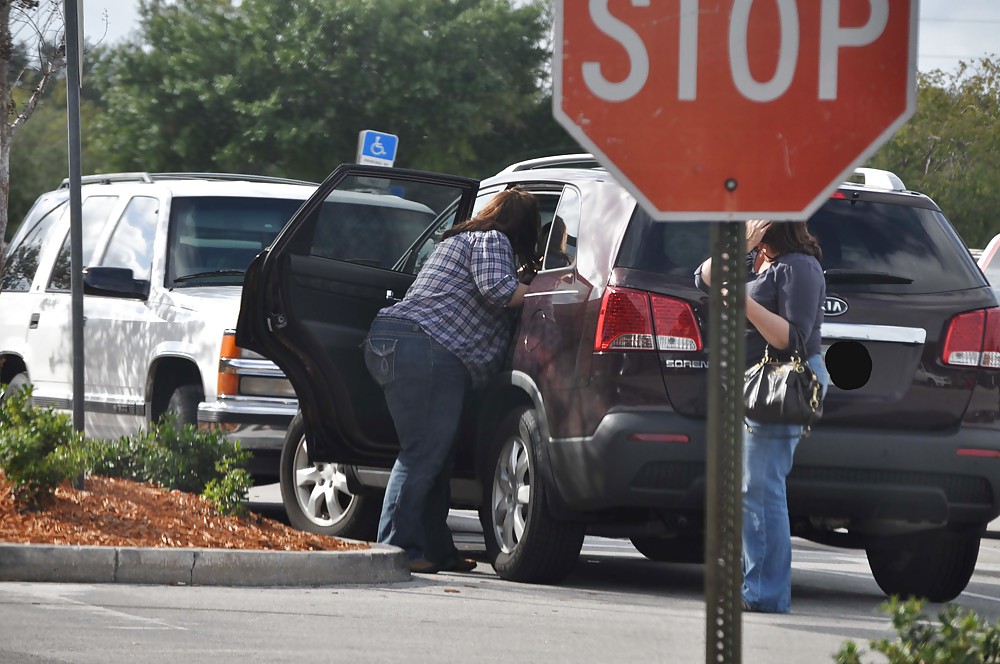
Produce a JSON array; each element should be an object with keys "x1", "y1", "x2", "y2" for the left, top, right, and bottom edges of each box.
[{"x1": 83, "y1": 266, "x2": 150, "y2": 300}]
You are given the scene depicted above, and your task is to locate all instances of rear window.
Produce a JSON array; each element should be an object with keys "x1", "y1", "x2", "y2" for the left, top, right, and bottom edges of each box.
[
  {"x1": 617, "y1": 197, "x2": 984, "y2": 294},
  {"x1": 1, "y1": 199, "x2": 67, "y2": 292}
]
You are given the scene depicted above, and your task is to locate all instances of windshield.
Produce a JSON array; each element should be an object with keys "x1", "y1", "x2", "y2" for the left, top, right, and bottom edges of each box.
[{"x1": 167, "y1": 196, "x2": 304, "y2": 287}]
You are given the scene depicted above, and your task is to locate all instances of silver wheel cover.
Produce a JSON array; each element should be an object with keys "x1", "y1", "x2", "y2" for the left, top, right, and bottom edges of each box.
[
  {"x1": 291, "y1": 435, "x2": 356, "y2": 528},
  {"x1": 491, "y1": 431, "x2": 532, "y2": 554}
]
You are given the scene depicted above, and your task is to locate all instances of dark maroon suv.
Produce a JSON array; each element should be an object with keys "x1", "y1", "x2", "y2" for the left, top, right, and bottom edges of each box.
[{"x1": 237, "y1": 158, "x2": 1000, "y2": 601}]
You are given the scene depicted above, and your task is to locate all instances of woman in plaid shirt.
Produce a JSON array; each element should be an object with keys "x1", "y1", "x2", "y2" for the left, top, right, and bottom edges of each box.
[{"x1": 363, "y1": 188, "x2": 541, "y2": 574}]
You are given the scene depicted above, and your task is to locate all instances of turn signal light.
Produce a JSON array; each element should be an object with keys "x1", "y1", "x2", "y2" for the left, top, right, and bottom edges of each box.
[{"x1": 218, "y1": 331, "x2": 241, "y2": 397}]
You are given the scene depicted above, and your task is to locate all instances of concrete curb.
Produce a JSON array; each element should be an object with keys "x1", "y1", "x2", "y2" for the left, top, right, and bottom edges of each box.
[{"x1": 0, "y1": 541, "x2": 410, "y2": 586}]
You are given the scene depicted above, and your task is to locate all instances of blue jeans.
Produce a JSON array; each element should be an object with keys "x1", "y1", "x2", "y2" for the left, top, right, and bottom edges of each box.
[
  {"x1": 363, "y1": 316, "x2": 470, "y2": 566},
  {"x1": 742, "y1": 353, "x2": 830, "y2": 613}
]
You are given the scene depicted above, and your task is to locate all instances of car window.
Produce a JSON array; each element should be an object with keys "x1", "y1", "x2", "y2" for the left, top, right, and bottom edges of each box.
[
  {"x1": 409, "y1": 187, "x2": 503, "y2": 275},
  {"x1": 291, "y1": 175, "x2": 456, "y2": 271},
  {"x1": 408, "y1": 186, "x2": 563, "y2": 276},
  {"x1": 99, "y1": 196, "x2": 159, "y2": 282},
  {"x1": 985, "y1": 260, "x2": 1000, "y2": 287},
  {"x1": 981, "y1": 246, "x2": 1000, "y2": 287},
  {"x1": 168, "y1": 196, "x2": 304, "y2": 287},
  {"x1": 542, "y1": 186, "x2": 581, "y2": 271},
  {"x1": 806, "y1": 199, "x2": 984, "y2": 293},
  {"x1": 617, "y1": 197, "x2": 984, "y2": 294},
  {"x1": 1, "y1": 200, "x2": 67, "y2": 292},
  {"x1": 616, "y1": 209, "x2": 711, "y2": 278},
  {"x1": 48, "y1": 196, "x2": 121, "y2": 291}
]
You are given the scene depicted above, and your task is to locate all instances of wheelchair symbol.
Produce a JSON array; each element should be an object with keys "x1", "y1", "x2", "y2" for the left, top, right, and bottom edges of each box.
[{"x1": 370, "y1": 137, "x2": 387, "y2": 157}]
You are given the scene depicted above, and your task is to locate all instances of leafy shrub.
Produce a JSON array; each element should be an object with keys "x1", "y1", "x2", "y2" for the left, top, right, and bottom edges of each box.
[
  {"x1": 0, "y1": 385, "x2": 86, "y2": 508},
  {"x1": 86, "y1": 414, "x2": 252, "y2": 514},
  {"x1": 835, "y1": 596, "x2": 1000, "y2": 663},
  {"x1": 2, "y1": 383, "x2": 252, "y2": 515},
  {"x1": 203, "y1": 467, "x2": 254, "y2": 517},
  {"x1": 148, "y1": 415, "x2": 251, "y2": 504},
  {"x1": 84, "y1": 432, "x2": 152, "y2": 482}
]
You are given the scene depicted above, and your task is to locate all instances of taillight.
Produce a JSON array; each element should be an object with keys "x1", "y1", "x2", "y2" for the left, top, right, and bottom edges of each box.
[
  {"x1": 595, "y1": 287, "x2": 654, "y2": 351},
  {"x1": 651, "y1": 294, "x2": 702, "y2": 351},
  {"x1": 595, "y1": 287, "x2": 702, "y2": 352},
  {"x1": 941, "y1": 307, "x2": 1000, "y2": 370},
  {"x1": 218, "y1": 331, "x2": 241, "y2": 396},
  {"x1": 983, "y1": 308, "x2": 1000, "y2": 369}
]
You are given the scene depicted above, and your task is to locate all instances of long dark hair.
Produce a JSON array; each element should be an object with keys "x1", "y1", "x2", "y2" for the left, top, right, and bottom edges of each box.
[
  {"x1": 761, "y1": 221, "x2": 823, "y2": 260},
  {"x1": 443, "y1": 187, "x2": 541, "y2": 271}
]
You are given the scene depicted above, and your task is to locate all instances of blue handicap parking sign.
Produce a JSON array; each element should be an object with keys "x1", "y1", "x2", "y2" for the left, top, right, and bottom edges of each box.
[{"x1": 358, "y1": 130, "x2": 399, "y2": 166}]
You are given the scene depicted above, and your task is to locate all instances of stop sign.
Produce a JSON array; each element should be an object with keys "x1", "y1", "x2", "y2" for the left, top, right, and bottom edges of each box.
[{"x1": 554, "y1": 0, "x2": 917, "y2": 221}]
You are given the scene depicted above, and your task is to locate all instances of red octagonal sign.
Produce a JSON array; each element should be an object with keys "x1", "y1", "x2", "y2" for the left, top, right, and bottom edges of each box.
[{"x1": 554, "y1": 0, "x2": 918, "y2": 221}]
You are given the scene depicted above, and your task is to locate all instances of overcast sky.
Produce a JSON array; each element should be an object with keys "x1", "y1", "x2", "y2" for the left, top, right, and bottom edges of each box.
[{"x1": 81, "y1": 0, "x2": 999, "y2": 76}]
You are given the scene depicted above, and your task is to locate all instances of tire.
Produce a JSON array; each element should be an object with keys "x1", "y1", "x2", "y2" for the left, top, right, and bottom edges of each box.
[
  {"x1": 479, "y1": 406, "x2": 585, "y2": 584},
  {"x1": 865, "y1": 528, "x2": 982, "y2": 602},
  {"x1": 1, "y1": 372, "x2": 30, "y2": 404},
  {"x1": 630, "y1": 533, "x2": 704, "y2": 564},
  {"x1": 164, "y1": 384, "x2": 202, "y2": 428},
  {"x1": 279, "y1": 413, "x2": 382, "y2": 540}
]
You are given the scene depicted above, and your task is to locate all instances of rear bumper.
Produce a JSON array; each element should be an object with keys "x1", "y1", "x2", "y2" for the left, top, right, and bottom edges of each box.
[
  {"x1": 197, "y1": 397, "x2": 296, "y2": 482},
  {"x1": 543, "y1": 409, "x2": 1000, "y2": 528}
]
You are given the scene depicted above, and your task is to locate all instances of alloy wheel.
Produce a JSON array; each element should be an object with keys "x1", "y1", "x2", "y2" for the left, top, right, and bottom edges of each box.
[
  {"x1": 291, "y1": 436, "x2": 356, "y2": 528},
  {"x1": 490, "y1": 432, "x2": 532, "y2": 553}
]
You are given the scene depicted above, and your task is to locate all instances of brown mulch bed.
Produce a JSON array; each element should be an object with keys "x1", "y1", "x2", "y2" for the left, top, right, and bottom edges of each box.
[{"x1": 0, "y1": 474, "x2": 368, "y2": 552}]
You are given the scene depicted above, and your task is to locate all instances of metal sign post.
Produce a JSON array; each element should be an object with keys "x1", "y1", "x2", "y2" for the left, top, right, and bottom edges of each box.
[
  {"x1": 64, "y1": 0, "x2": 85, "y2": 485},
  {"x1": 703, "y1": 222, "x2": 746, "y2": 663}
]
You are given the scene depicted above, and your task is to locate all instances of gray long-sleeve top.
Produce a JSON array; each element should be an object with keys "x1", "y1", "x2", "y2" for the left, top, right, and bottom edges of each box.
[{"x1": 695, "y1": 250, "x2": 826, "y2": 366}]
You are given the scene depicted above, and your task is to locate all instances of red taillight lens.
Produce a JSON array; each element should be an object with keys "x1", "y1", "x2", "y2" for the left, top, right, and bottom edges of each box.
[
  {"x1": 595, "y1": 288, "x2": 702, "y2": 352},
  {"x1": 595, "y1": 287, "x2": 654, "y2": 351},
  {"x1": 983, "y1": 308, "x2": 1000, "y2": 369},
  {"x1": 942, "y1": 308, "x2": 1000, "y2": 370},
  {"x1": 651, "y1": 294, "x2": 702, "y2": 351}
]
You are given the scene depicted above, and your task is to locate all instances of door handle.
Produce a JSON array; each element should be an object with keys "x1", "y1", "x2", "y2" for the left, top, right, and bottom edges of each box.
[
  {"x1": 386, "y1": 289, "x2": 402, "y2": 304},
  {"x1": 29, "y1": 313, "x2": 39, "y2": 329}
]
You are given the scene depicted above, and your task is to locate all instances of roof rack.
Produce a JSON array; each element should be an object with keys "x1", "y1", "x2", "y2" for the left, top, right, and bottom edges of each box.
[
  {"x1": 849, "y1": 167, "x2": 906, "y2": 192},
  {"x1": 58, "y1": 172, "x2": 318, "y2": 189},
  {"x1": 499, "y1": 153, "x2": 603, "y2": 173}
]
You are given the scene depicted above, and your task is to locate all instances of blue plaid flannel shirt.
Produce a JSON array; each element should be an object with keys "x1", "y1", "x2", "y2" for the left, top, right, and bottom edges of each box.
[{"x1": 377, "y1": 230, "x2": 519, "y2": 387}]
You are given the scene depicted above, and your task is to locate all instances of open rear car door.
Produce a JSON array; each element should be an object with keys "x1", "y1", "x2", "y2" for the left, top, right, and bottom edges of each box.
[{"x1": 236, "y1": 165, "x2": 479, "y2": 466}]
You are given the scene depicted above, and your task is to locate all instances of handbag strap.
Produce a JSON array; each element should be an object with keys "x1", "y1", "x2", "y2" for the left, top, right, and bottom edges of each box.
[{"x1": 761, "y1": 325, "x2": 808, "y2": 362}]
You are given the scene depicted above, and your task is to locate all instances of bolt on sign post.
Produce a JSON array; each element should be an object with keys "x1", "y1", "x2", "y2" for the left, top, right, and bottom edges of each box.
[{"x1": 553, "y1": 1, "x2": 917, "y2": 660}]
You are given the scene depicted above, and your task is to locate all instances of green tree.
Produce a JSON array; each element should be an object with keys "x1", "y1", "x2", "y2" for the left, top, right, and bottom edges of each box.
[
  {"x1": 868, "y1": 56, "x2": 1000, "y2": 249},
  {"x1": 8, "y1": 80, "x2": 105, "y2": 233},
  {"x1": 91, "y1": 0, "x2": 574, "y2": 181}
]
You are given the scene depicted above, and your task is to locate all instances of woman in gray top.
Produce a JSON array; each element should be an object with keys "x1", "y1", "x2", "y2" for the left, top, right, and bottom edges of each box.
[{"x1": 697, "y1": 219, "x2": 830, "y2": 613}]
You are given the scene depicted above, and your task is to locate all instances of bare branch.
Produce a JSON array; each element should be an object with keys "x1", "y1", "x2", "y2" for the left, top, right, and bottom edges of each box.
[{"x1": 10, "y1": 37, "x2": 64, "y2": 134}]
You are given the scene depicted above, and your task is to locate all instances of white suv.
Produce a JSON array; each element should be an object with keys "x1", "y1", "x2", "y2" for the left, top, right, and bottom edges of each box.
[{"x1": 0, "y1": 172, "x2": 437, "y2": 483}]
